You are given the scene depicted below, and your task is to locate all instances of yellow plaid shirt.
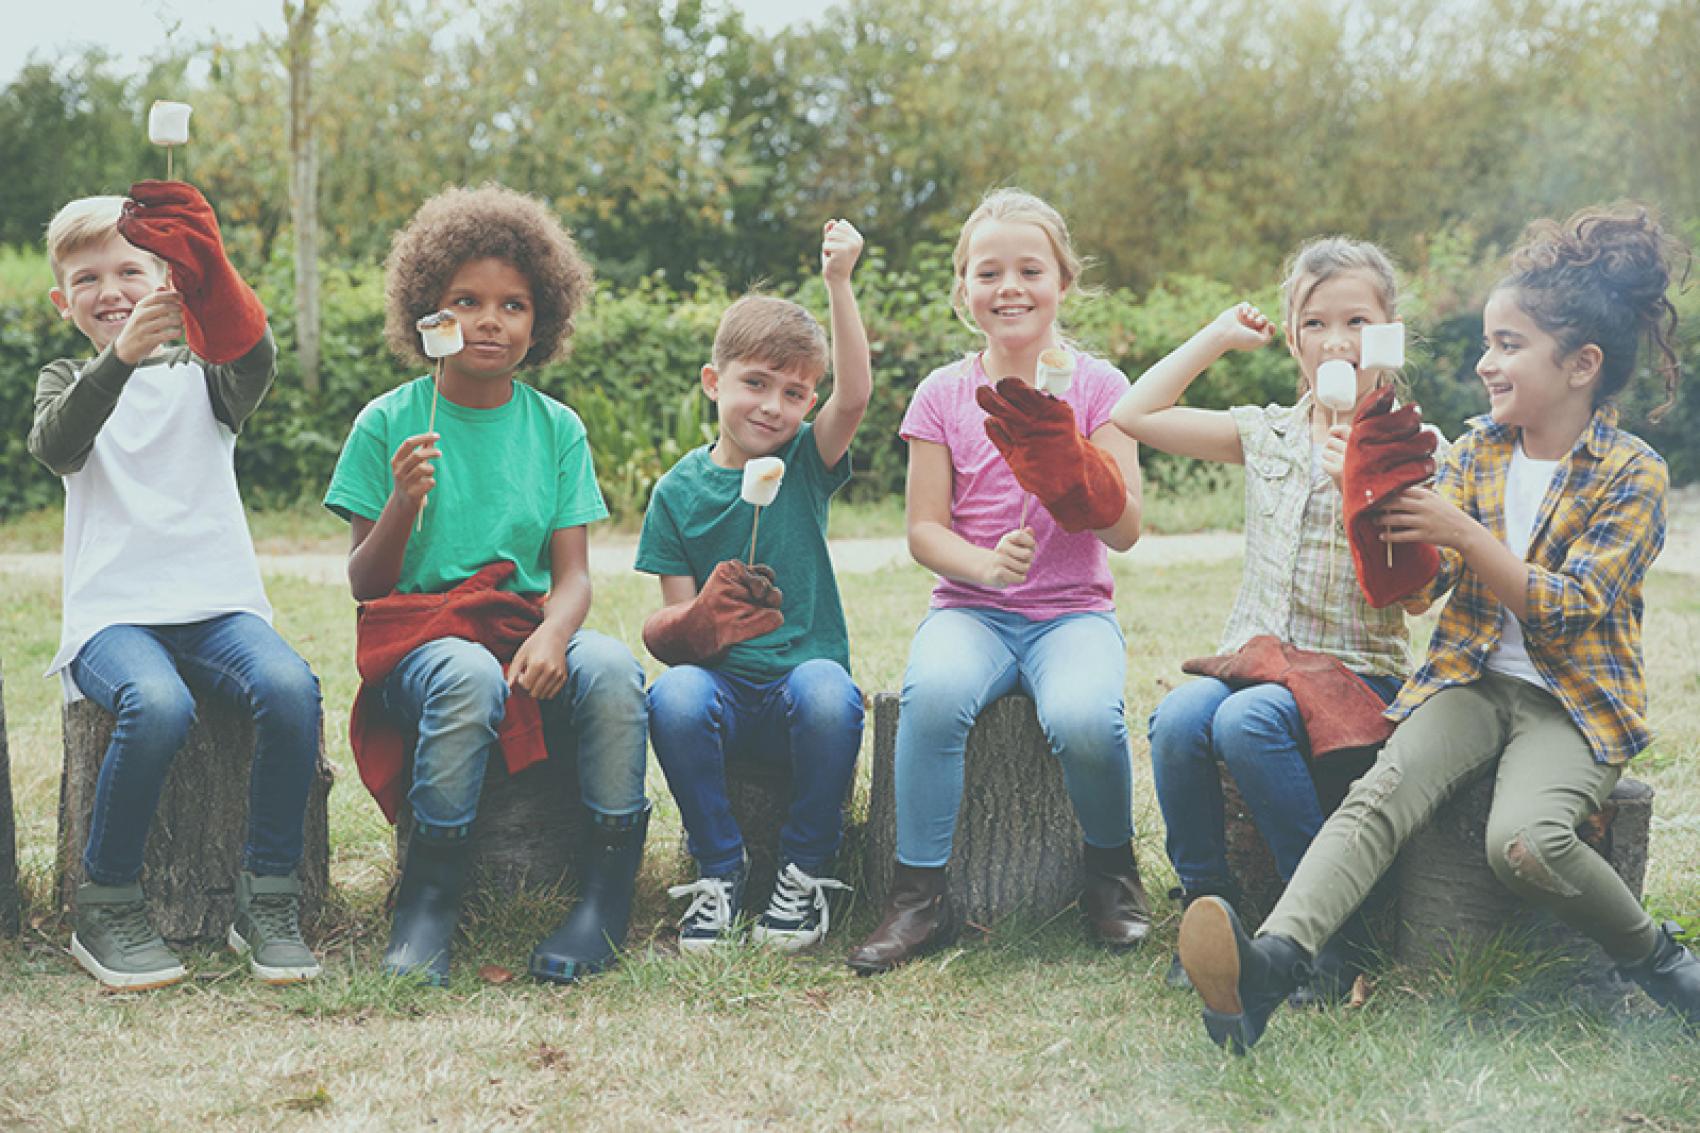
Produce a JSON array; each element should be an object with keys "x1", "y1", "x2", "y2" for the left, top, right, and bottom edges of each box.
[{"x1": 1388, "y1": 405, "x2": 1668, "y2": 764}]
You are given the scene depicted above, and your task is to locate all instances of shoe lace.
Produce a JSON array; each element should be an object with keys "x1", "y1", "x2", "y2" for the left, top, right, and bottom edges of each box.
[
  {"x1": 765, "y1": 864, "x2": 851, "y2": 935},
  {"x1": 668, "y1": 876, "x2": 737, "y2": 934},
  {"x1": 248, "y1": 893, "x2": 304, "y2": 943},
  {"x1": 104, "y1": 900, "x2": 162, "y2": 951}
]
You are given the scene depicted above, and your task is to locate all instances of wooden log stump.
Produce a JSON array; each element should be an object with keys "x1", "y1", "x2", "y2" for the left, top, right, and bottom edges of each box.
[
  {"x1": 1220, "y1": 750, "x2": 1378, "y2": 925},
  {"x1": 1, "y1": 663, "x2": 20, "y2": 937},
  {"x1": 670, "y1": 760, "x2": 794, "y2": 905},
  {"x1": 393, "y1": 745, "x2": 588, "y2": 899},
  {"x1": 1393, "y1": 772, "x2": 1652, "y2": 981},
  {"x1": 865, "y1": 693, "x2": 1086, "y2": 928},
  {"x1": 56, "y1": 697, "x2": 334, "y2": 945}
]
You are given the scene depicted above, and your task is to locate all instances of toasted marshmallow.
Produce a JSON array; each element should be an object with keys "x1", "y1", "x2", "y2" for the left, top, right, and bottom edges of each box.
[
  {"x1": 416, "y1": 310, "x2": 464, "y2": 358},
  {"x1": 147, "y1": 101, "x2": 192, "y2": 146},
  {"x1": 1315, "y1": 359, "x2": 1358, "y2": 412},
  {"x1": 1037, "y1": 347, "x2": 1074, "y2": 396},
  {"x1": 1360, "y1": 322, "x2": 1405, "y2": 371},
  {"x1": 741, "y1": 456, "x2": 785, "y2": 507}
]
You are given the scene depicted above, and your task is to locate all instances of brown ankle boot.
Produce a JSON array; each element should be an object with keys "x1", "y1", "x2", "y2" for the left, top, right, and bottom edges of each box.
[
  {"x1": 846, "y1": 864, "x2": 956, "y2": 975},
  {"x1": 1081, "y1": 842, "x2": 1152, "y2": 949}
]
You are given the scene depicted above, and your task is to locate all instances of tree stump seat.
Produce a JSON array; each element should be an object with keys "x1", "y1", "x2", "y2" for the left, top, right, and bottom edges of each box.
[
  {"x1": 864, "y1": 693, "x2": 1088, "y2": 928},
  {"x1": 56, "y1": 697, "x2": 334, "y2": 945},
  {"x1": 1393, "y1": 772, "x2": 1652, "y2": 983}
]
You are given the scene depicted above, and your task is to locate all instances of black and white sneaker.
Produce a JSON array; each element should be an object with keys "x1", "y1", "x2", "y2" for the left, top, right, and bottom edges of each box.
[
  {"x1": 751, "y1": 862, "x2": 851, "y2": 953},
  {"x1": 669, "y1": 857, "x2": 748, "y2": 954}
]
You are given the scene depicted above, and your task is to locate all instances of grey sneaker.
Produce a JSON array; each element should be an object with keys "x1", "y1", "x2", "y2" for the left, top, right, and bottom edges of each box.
[
  {"x1": 669, "y1": 855, "x2": 749, "y2": 954},
  {"x1": 229, "y1": 871, "x2": 321, "y2": 983},
  {"x1": 70, "y1": 882, "x2": 187, "y2": 991}
]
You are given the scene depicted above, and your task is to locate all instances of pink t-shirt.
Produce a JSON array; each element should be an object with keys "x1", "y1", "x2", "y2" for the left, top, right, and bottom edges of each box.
[{"x1": 900, "y1": 351, "x2": 1128, "y2": 619}]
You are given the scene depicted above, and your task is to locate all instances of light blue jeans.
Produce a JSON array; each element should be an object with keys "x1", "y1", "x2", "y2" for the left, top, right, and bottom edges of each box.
[
  {"x1": 70, "y1": 613, "x2": 322, "y2": 885},
  {"x1": 382, "y1": 630, "x2": 648, "y2": 838},
  {"x1": 894, "y1": 607, "x2": 1133, "y2": 867}
]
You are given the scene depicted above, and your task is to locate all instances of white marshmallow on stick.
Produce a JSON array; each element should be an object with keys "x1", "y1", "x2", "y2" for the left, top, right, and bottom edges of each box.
[
  {"x1": 1315, "y1": 358, "x2": 1358, "y2": 414},
  {"x1": 742, "y1": 456, "x2": 785, "y2": 563},
  {"x1": 147, "y1": 100, "x2": 192, "y2": 178},
  {"x1": 1037, "y1": 347, "x2": 1074, "y2": 396},
  {"x1": 1360, "y1": 322, "x2": 1405, "y2": 372},
  {"x1": 413, "y1": 311, "x2": 464, "y2": 531}
]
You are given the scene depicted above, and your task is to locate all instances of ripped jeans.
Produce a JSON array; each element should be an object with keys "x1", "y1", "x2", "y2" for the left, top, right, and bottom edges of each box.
[{"x1": 1260, "y1": 671, "x2": 1659, "y2": 964}]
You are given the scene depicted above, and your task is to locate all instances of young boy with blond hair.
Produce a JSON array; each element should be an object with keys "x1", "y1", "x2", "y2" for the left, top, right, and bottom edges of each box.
[
  {"x1": 31, "y1": 187, "x2": 322, "y2": 990},
  {"x1": 638, "y1": 220, "x2": 871, "y2": 951}
]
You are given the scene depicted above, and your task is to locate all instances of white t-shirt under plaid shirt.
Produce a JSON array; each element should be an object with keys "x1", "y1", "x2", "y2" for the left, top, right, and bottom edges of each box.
[{"x1": 1219, "y1": 394, "x2": 1414, "y2": 678}]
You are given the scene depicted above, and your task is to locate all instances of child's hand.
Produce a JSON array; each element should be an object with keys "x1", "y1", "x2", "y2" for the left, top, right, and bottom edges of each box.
[
  {"x1": 1377, "y1": 485, "x2": 1475, "y2": 551},
  {"x1": 821, "y1": 219, "x2": 864, "y2": 284},
  {"x1": 113, "y1": 289, "x2": 184, "y2": 366},
  {"x1": 982, "y1": 527, "x2": 1036, "y2": 589},
  {"x1": 390, "y1": 433, "x2": 440, "y2": 512},
  {"x1": 508, "y1": 625, "x2": 571, "y2": 701},
  {"x1": 1320, "y1": 422, "x2": 1350, "y2": 489},
  {"x1": 1210, "y1": 302, "x2": 1275, "y2": 354}
]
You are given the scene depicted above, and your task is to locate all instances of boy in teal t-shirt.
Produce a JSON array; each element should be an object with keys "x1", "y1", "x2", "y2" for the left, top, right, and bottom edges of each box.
[
  {"x1": 635, "y1": 220, "x2": 871, "y2": 952},
  {"x1": 323, "y1": 185, "x2": 649, "y2": 987}
]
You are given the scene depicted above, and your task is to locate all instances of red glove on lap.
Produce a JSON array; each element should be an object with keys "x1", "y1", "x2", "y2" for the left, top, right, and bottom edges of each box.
[
  {"x1": 1342, "y1": 384, "x2": 1440, "y2": 608},
  {"x1": 642, "y1": 561, "x2": 784, "y2": 667},
  {"x1": 975, "y1": 377, "x2": 1127, "y2": 533},
  {"x1": 119, "y1": 180, "x2": 267, "y2": 364}
]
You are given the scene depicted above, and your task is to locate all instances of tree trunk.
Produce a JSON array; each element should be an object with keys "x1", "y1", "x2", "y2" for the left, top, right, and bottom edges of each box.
[
  {"x1": 865, "y1": 693, "x2": 1085, "y2": 929},
  {"x1": 1, "y1": 663, "x2": 20, "y2": 936},
  {"x1": 56, "y1": 699, "x2": 334, "y2": 945},
  {"x1": 286, "y1": 1, "x2": 322, "y2": 393},
  {"x1": 393, "y1": 742, "x2": 587, "y2": 900},
  {"x1": 1393, "y1": 772, "x2": 1652, "y2": 984}
]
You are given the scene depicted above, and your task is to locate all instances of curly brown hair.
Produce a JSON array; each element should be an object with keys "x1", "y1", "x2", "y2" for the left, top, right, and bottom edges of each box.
[{"x1": 383, "y1": 183, "x2": 593, "y2": 368}]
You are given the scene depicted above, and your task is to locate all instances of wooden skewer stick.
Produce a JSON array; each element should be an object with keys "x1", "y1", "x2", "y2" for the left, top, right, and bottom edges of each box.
[
  {"x1": 1018, "y1": 493, "x2": 1032, "y2": 530},
  {"x1": 416, "y1": 359, "x2": 443, "y2": 532},
  {"x1": 748, "y1": 506, "x2": 763, "y2": 566}
]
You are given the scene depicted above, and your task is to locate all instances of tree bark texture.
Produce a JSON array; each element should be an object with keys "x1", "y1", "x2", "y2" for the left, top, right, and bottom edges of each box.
[
  {"x1": 1393, "y1": 772, "x2": 1652, "y2": 981},
  {"x1": 56, "y1": 698, "x2": 334, "y2": 944},
  {"x1": 1, "y1": 664, "x2": 20, "y2": 936},
  {"x1": 286, "y1": 0, "x2": 322, "y2": 393},
  {"x1": 393, "y1": 743, "x2": 587, "y2": 899},
  {"x1": 865, "y1": 693, "x2": 1085, "y2": 928}
]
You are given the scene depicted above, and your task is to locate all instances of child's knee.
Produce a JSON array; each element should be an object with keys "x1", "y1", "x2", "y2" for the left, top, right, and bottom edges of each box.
[
  {"x1": 784, "y1": 660, "x2": 863, "y2": 732},
  {"x1": 647, "y1": 665, "x2": 719, "y2": 729},
  {"x1": 251, "y1": 652, "x2": 321, "y2": 717},
  {"x1": 1487, "y1": 820, "x2": 1585, "y2": 899},
  {"x1": 426, "y1": 641, "x2": 508, "y2": 715},
  {"x1": 116, "y1": 675, "x2": 197, "y2": 748}
]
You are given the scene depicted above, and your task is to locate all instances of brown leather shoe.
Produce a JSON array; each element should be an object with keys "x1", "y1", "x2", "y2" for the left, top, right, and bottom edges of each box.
[
  {"x1": 846, "y1": 864, "x2": 957, "y2": 975},
  {"x1": 1081, "y1": 844, "x2": 1152, "y2": 949}
]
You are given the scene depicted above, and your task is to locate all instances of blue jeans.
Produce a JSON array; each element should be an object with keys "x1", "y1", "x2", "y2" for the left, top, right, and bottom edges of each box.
[
  {"x1": 895, "y1": 607, "x2": 1133, "y2": 868},
  {"x1": 648, "y1": 659, "x2": 863, "y2": 876},
  {"x1": 69, "y1": 613, "x2": 322, "y2": 885},
  {"x1": 1148, "y1": 673, "x2": 1403, "y2": 893},
  {"x1": 382, "y1": 630, "x2": 649, "y2": 838}
]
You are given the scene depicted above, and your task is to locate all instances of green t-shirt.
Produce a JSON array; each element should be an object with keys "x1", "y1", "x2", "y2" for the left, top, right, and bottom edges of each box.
[
  {"x1": 635, "y1": 422, "x2": 852, "y2": 682},
  {"x1": 324, "y1": 377, "x2": 608, "y2": 594}
]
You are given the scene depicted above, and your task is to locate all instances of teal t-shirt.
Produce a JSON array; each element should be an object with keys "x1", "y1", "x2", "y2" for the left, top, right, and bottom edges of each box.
[
  {"x1": 635, "y1": 422, "x2": 852, "y2": 682},
  {"x1": 324, "y1": 377, "x2": 608, "y2": 594}
]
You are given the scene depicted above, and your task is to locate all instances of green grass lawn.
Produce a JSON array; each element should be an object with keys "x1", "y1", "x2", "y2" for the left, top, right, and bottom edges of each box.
[{"x1": 2, "y1": 551, "x2": 1698, "y2": 1130}]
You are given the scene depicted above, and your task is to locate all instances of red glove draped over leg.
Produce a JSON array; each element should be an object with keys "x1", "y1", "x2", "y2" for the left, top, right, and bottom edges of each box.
[
  {"x1": 642, "y1": 561, "x2": 784, "y2": 667},
  {"x1": 1342, "y1": 384, "x2": 1440, "y2": 608},
  {"x1": 118, "y1": 180, "x2": 267, "y2": 364},
  {"x1": 974, "y1": 377, "x2": 1127, "y2": 533}
]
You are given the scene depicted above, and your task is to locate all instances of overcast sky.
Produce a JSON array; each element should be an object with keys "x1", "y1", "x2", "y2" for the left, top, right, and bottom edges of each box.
[{"x1": 4, "y1": 0, "x2": 835, "y2": 85}]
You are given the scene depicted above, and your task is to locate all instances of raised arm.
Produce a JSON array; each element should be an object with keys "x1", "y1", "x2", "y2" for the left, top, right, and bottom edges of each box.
[
  {"x1": 812, "y1": 219, "x2": 871, "y2": 469},
  {"x1": 1110, "y1": 302, "x2": 1274, "y2": 465}
]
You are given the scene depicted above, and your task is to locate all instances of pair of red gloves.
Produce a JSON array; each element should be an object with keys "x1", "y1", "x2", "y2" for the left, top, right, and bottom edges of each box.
[
  {"x1": 1342, "y1": 385, "x2": 1441, "y2": 608},
  {"x1": 642, "y1": 561, "x2": 784, "y2": 667},
  {"x1": 117, "y1": 180, "x2": 267, "y2": 364},
  {"x1": 975, "y1": 378, "x2": 1127, "y2": 533}
]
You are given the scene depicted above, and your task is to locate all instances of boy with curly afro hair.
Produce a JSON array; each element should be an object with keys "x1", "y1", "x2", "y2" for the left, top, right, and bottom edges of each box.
[{"x1": 324, "y1": 183, "x2": 650, "y2": 986}]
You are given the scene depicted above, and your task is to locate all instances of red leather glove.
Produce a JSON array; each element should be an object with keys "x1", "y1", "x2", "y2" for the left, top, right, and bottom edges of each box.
[
  {"x1": 642, "y1": 561, "x2": 784, "y2": 667},
  {"x1": 118, "y1": 180, "x2": 267, "y2": 364},
  {"x1": 974, "y1": 377, "x2": 1127, "y2": 533},
  {"x1": 1181, "y1": 635, "x2": 1395, "y2": 758},
  {"x1": 1342, "y1": 384, "x2": 1441, "y2": 608}
]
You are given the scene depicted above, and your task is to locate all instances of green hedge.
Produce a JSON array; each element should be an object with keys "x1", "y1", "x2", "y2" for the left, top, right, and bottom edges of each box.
[{"x1": 3, "y1": 251, "x2": 1694, "y2": 525}]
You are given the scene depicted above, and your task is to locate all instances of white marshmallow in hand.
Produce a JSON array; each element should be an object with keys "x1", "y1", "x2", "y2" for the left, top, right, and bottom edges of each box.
[
  {"x1": 1360, "y1": 322, "x2": 1405, "y2": 371},
  {"x1": 416, "y1": 310, "x2": 464, "y2": 359},
  {"x1": 147, "y1": 101, "x2": 192, "y2": 146},
  {"x1": 741, "y1": 456, "x2": 785, "y2": 507},
  {"x1": 1037, "y1": 347, "x2": 1074, "y2": 396},
  {"x1": 1315, "y1": 358, "x2": 1358, "y2": 413}
]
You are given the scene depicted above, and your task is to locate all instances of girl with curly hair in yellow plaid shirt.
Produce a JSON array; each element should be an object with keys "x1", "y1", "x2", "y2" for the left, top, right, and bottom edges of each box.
[{"x1": 1179, "y1": 204, "x2": 1697, "y2": 1052}]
